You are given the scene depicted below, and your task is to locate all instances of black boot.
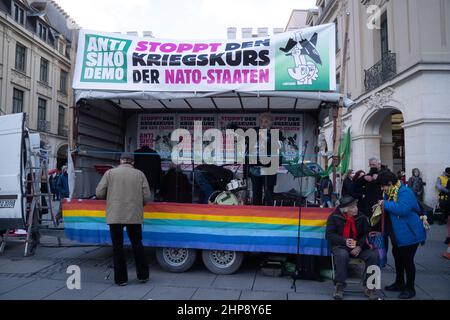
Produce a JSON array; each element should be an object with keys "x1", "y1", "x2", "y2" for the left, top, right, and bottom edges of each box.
[{"x1": 399, "y1": 288, "x2": 416, "y2": 299}]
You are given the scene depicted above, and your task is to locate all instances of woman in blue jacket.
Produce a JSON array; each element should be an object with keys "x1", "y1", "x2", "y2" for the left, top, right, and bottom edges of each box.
[{"x1": 377, "y1": 171, "x2": 426, "y2": 299}]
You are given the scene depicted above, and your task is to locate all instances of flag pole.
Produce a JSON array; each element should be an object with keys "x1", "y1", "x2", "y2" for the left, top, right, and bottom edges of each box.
[{"x1": 333, "y1": 10, "x2": 350, "y2": 192}]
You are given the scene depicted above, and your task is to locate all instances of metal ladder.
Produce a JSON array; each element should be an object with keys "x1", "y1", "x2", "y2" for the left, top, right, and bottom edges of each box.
[{"x1": 0, "y1": 147, "x2": 59, "y2": 256}]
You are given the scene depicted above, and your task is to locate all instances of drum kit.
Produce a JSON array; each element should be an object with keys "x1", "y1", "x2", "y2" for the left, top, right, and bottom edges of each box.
[
  {"x1": 208, "y1": 178, "x2": 248, "y2": 206},
  {"x1": 203, "y1": 141, "x2": 325, "y2": 207}
]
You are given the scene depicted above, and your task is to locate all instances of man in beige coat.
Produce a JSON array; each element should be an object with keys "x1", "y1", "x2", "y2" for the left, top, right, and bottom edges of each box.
[{"x1": 96, "y1": 152, "x2": 151, "y2": 286}]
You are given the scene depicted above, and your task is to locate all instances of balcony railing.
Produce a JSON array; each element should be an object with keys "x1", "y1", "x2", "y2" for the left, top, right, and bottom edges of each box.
[
  {"x1": 37, "y1": 120, "x2": 51, "y2": 133},
  {"x1": 364, "y1": 52, "x2": 397, "y2": 92}
]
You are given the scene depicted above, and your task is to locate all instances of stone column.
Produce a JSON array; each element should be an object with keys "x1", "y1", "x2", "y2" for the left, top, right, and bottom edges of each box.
[
  {"x1": 403, "y1": 119, "x2": 450, "y2": 206},
  {"x1": 352, "y1": 134, "x2": 381, "y2": 172},
  {"x1": 379, "y1": 115, "x2": 394, "y2": 171}
]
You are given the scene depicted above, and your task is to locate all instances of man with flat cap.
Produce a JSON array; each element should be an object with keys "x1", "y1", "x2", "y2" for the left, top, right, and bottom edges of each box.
[
  {"x1": 325, "y1": 195, "x2": 379, "y2": 300},
  {"x1": 96, "y1": 152, "x2": 151, "y2": 286}
]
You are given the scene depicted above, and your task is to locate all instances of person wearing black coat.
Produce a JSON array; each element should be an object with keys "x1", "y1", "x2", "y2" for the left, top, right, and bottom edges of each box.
[
  {"x1": 357, "y1": 158, "x2": 388, "y2": 222},
  {"x1": 341, "y1": 170, "x2": 354, "y2": 197},
  {"x1": 407, "y1": 168, "x2": 424, "y2": 202},
  {"x1": 319, "y1": 176, "x2": 333, "y2": 207},
  {"x1": 325, "y1": 196, "x2": 379, "y2": 300},
  {"x1": 133, "y1": 146, "x2": 162, "y2": 201},
  {"x1": 160, "y1": 165, "x2": 192, "y2": 203},
  {"x1": 350, "y1": 170, "x2": 366, "y2": 206}
]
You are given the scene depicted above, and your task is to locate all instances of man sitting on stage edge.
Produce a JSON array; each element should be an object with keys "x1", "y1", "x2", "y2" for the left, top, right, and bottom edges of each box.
[{"x1": 325, "y1": 196, "x2": 379, "y2": 300}]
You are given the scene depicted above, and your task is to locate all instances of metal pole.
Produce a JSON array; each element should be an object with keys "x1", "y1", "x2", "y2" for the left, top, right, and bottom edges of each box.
[
  {"x1": 333, "y1": 10, "x2": 350, "y2": 191},
  {"x1": 332, "y1": 103, "x2": 339, "y2": 188}
]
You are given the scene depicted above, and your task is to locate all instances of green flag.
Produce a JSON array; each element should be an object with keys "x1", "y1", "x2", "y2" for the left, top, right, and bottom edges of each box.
[
  {"x1": 337, "y1": 128, "x2": 351, "y2": 174},
  {"x1": 321, "y1": 127, "x2": 351, "y2": 178}
]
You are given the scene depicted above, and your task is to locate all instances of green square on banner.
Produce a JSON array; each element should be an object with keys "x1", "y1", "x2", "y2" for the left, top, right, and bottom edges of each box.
[
  {"x1": 80, "y1": 34, "x2": 132, "y2": 83},
  {"x1": 275, "y1": 27, "x2": 333, "y2": 91}
]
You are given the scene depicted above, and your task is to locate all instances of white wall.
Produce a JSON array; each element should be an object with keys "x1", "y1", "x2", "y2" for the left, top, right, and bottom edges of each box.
[{"x1": 341, "y1": 71, "x2": 450, "y2": 206}]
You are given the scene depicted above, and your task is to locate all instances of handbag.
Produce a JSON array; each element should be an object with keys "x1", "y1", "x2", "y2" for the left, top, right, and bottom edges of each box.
[
  {"x1": 370, "y1": 204, "x2": 382, "y2": 226},
  {"x1": 366, "y1": 207, "x2": 387, "y2": 268}
]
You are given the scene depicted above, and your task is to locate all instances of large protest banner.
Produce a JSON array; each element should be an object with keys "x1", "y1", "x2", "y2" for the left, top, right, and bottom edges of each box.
[
  {"x1": 272, "y1": 115, "x2": 303, "y2": 164},
  {"x1": 136, "y1": 114, "x2": 306, "y2": 171},
  {"x1": 73, "y1": 24, "x2": 336, "y2": 92}
]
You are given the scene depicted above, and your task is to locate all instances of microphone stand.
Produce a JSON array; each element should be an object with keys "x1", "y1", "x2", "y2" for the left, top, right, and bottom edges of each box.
[
  {"x1": 298, "y1": 140, "x2": 309, "y2": 206},
  {"x1": 292, "y1": 140, "x2": 308, "y2": 291}
]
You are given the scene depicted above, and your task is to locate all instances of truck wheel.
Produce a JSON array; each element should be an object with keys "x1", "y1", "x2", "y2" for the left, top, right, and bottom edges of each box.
[
  {"x1": 201, "y1": 250, "x2": 244, "y2": 275},
  {"x1": 155, "y1": 247, "x2": 197, "y2": 273}
]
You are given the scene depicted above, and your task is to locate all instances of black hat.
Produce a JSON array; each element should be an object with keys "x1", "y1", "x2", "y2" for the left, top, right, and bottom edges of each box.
[
  {"x1": 337, "y1": 196, "x2": 358, "y2": 208},
  {"x1": 120, "y1": 152, "x2": 134, "y2": 161},
  {"x1": 445, "y1": 167, "x2": 450, "y2": 175}
]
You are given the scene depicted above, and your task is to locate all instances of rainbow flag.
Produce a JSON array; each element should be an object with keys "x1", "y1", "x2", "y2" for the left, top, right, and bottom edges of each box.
[{"x1": 63, "y1": 200, "x2": 332, "y2": 256}]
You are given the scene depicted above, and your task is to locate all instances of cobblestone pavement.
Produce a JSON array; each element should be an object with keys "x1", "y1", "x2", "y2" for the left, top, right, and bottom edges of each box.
[{"x1": 0, "y1": 224, "x2": 448, "y2": 300}]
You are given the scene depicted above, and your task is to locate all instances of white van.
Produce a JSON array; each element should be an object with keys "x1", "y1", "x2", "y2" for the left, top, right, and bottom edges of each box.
[{"x1": 0, "y1": 113, "x2": 41, "y2": 233}]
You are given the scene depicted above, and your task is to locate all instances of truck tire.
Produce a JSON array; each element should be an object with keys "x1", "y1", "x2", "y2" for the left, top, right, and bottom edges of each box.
[
  {"x1": 201, "y1": 250, "x2": 244, "y2": 275},
  {"x1": 155, "y1": 247, "x2": 197, "y2": 273}
]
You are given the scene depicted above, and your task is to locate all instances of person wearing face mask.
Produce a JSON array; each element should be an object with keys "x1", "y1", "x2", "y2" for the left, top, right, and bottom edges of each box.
[
  {"x1": 325, "y1": 196, "x2": 379, "y2": 300},
  {"x1": 377, "y1": 170, "x2": 426, "y2": 299}
]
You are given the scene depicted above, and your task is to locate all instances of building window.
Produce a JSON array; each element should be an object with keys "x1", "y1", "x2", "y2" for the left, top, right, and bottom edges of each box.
[
  {"x1": 38, "y1": 22, "x2": 47, "y2": 42},
  {"x1": 37, "y1": 98, "x2": 48, "y2": 132},
  {"x1": 38, "y1": 98, "x2": 46, "y2": 121},
  {"x1": 380, "y1": 12, "x2": 389, "y2": 59},
  {"x1": 13, "y1": 3, "x2": 25, "y2": 25},
  {"x1": 40, "y1": 58, "x2": 49, "y2": 83},
  {"x1": 58, "y1": 40, "x2": 65, "y2": 55},
  {"x1": 60, "y1": 70, "x2": 68, "y2": 94},
  {"x1": 12, "y1": 88, "x2": 24, "y2": 113},
  {"x1": 58, "y1": 105, "x2": 66, "y2": 136},
  {"x1": 15, "y1": 43, "x2": 26, "y2": 72}
]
